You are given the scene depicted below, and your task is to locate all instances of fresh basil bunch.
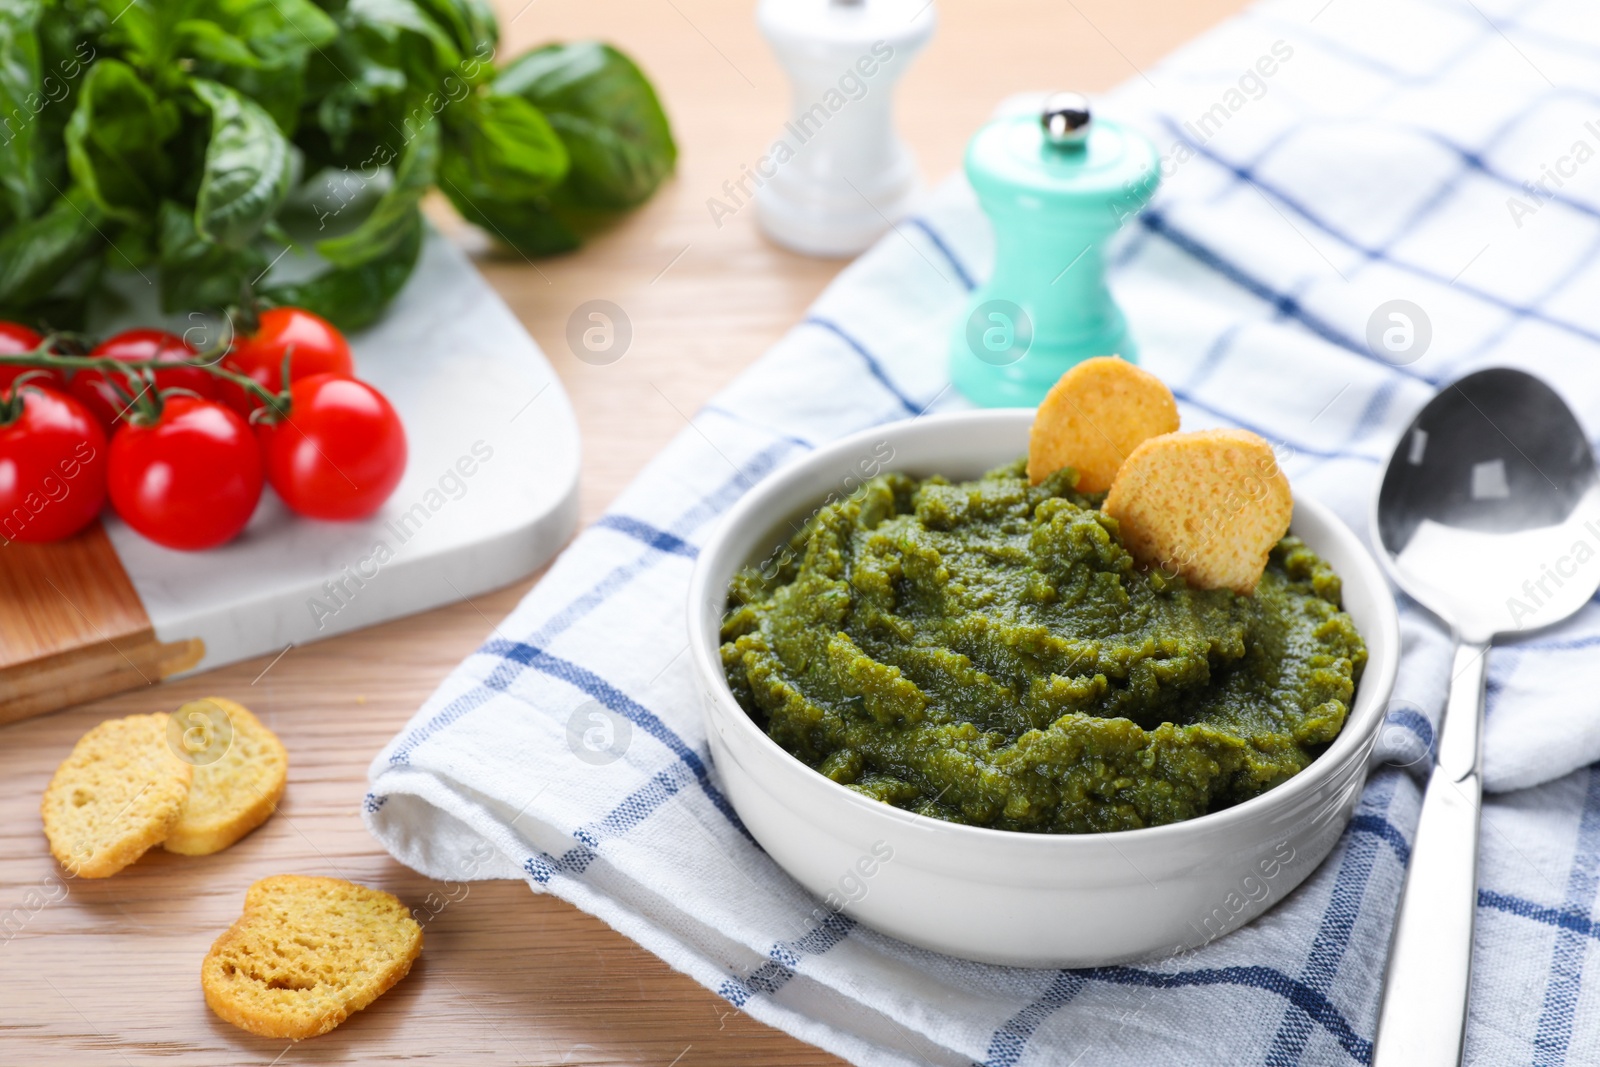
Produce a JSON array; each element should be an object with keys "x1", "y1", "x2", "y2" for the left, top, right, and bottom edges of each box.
[{"x1": 0, "y1": 0, "x2": 676, "y2": 330}]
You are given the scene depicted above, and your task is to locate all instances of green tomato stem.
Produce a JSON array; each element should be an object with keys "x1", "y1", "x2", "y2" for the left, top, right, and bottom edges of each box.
[{"x1": 0, "y1": 340, "x2": 290, "y2": 422}]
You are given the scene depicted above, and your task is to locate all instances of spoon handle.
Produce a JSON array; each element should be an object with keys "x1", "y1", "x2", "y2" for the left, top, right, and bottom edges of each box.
[{"x1": 1372, "y1": 641, "x2": 1487, "y2": 1067}]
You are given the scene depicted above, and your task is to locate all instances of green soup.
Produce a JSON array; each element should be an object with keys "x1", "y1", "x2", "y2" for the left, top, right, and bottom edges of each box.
[{"x1": 720, "y1": 461, "x2": 1367, "y2": 834}]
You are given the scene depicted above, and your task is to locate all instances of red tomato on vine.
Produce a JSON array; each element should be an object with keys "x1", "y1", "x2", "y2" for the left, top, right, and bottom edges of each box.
[
  {"x1": 220, "y1": 308, "x2": 354, "y2": 417},
  {"x1": 71, "y1": 329, "x2": 216, "y2": 432},
  {"x1": 0, "y1": 385, "x2": 108, "y2": 543},
  {"x1": 0, "y1": 321, "x2": 65, "y2": 392},
  {"x1": 259, "y1": 374, "x2": 407, "y2": 520},
  {"x1": 108, "y1": 397, "x2": 263, "y2": 550}
]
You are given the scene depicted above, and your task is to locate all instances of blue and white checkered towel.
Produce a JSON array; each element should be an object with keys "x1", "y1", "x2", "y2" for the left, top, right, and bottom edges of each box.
[{"x1": 366, "y1": 0, "x2": 1600, "y2": 1061}]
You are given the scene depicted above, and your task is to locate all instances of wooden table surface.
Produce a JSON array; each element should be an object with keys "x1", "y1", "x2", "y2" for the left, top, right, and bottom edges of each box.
[{"x1": 0, "y1": 1, "x2": 1252, "y2": 1062}]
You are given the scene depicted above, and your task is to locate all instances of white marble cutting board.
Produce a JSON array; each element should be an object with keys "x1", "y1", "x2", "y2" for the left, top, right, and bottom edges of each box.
[{"x1": 101, "y1": 228, "x2": 581, "y2": 675}]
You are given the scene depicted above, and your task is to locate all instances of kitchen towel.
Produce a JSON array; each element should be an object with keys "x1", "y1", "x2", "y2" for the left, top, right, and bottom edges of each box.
[{"x1": 367, "y1": 0, "x2": 1600, "y2": 1062}]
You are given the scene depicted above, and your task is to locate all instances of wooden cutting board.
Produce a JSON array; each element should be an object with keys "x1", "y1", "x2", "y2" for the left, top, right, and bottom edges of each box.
[
  {"x1": 0, "y1": 228, "x2": 582, "y2": 724},
  {"x1": 0, "y1": 525, "x2": 203, "y2": 722}
]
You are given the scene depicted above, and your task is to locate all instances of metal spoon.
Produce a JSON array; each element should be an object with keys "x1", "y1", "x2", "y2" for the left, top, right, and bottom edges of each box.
[{"x1": 1371, "y1": 368, "x2": 1600, "y2": 1066}]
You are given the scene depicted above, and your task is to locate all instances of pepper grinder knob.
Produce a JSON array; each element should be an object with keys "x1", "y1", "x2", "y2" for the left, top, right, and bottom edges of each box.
[
  {"x1": 950, "y1": 93, "x2": 1161, "y2": 408},
  {"x1": 1041, "y1": 91, "x2": 1092, "y2": 148},
  {"x1": 752, "y1": 0, "x2": 937, "y2": 258}
]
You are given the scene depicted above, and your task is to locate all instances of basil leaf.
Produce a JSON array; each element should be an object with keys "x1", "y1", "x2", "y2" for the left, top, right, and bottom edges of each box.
[
  {"x1": 191, "y1": 77, "x2": 292, "y2": 248},
  {"x1": 440, "y1": 92, "x2": 566, "y2": 199},
  {"x1": 289, "y1": 13, "x2": 408, "y2": 165},
  {"x1": 412, "y1": 0, "x2": 495, "y2": 63},
  {"x1": 156, "y1": 198, "x2": 265, "y2": 312},
  {"x1": 33, "y1": 19, "x2": 97, "y2": 202},
  {"x1": 94, "y1": 0, "x2": 203, "y2": 81},
  {"x1": 93, "y1": 0, "x2": 163, "y2": 68},
  {"x1": 64, "y1": 57, "x2": 178, "y2": 221},
  {"x1": 171, "y1": 1, "x2": 334, "y2": 132},
  {"x1": 106, "y1": 210, "x2": 159, "y2": 268},
  {"x1": 174, "y1": 18, "x2": 260, "y2": 68},
  {"x1": 212, "y1": 0, "x2": 336, "y2": 65},
  {"x1": 318, "y1": 0, "x2": 460, "y2": 164},
  {"x1": 310, "y1": 62, "x2": 405, "y2": 155},
  {"x1": 206, "y1": 55, "x2": 307, "y2": 135},
  {"x1": 495, "y1": 42, "x2": 675, "y2": 209},
  {"x1": 264, "y1": 208, "x2": 423, "y2": 331},
  {"x1": 0, "y1": 186, "x2": 103, "y2": 307},
  {"x1": 345, "y1": 0, "x2": 460, "y2": 70},
  {"x1": 437, "y1": 91, "x2": 571, "y2": 255},
  {"x1": 0, "y1": 0, "x2": 45, "y2": 221},
  {"x1": 317, "y1": 110, "x2": 438, "y2": 267},
  {"x1": 3, "y1": 0, "x2": 677, "y2": 324},
  {"x1": 443, "y1": 190, "x2": 578, "y2": 256}
]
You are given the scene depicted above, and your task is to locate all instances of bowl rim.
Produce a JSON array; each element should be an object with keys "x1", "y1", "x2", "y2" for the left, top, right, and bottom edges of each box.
[{"x1": 687, "y1": 408, "x2": 1401, "y2": 850}]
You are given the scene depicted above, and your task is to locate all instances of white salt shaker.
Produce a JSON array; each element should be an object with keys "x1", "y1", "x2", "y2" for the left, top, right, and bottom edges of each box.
[{"x1": 754, "y1": 0, "x2": 936, "y2": 258}]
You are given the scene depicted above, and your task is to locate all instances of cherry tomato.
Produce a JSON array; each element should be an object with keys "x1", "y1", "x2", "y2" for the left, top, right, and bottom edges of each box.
[
  {"x1": 108, "y1": 397, "x2": 263, "y2": 550},
  {"x1": 71, "y1": 329, "x2": 214, "y2": 432},
  {"x1": 220, "y1": 307, "x2": 354, "y2": 417},
  {"x1": 0, "y1": 386, "x2": 108, "y2": 543},
  {"x1": 260, "y1": 374, "x2": 406, "y2": 521},
  {"x1": 0, "y1": 321, "x2": 64, "y2": 392}
]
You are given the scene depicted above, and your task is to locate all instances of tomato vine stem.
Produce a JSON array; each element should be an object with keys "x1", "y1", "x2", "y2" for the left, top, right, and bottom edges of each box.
[{"x1": 0, "y1": 337, "x2": 291, "y2": 423}]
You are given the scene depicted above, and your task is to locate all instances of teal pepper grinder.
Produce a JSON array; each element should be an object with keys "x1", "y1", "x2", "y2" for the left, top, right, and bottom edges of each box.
[{"x1": 950, "y1": 93, "x2": 1161, "y2": 407}]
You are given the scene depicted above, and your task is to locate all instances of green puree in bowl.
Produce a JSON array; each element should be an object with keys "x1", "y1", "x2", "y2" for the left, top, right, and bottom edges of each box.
[{"x1": 719, "y1": 461, "x2": 1367, "y2": 834}]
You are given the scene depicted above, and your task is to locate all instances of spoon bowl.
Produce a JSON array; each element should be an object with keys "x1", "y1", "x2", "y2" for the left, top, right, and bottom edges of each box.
[
  {"x1": 1371, "y1": 367, "x2": 1600, "y2": 1067},
  {"x1": 1374, "y1": 367, "x2": 1600, "y2": 644}
]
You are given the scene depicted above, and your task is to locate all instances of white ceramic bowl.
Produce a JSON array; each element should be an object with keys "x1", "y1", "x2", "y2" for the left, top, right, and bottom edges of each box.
[{"x1": 687, "y1": 409, "x2": 1399, "y2": 967}]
